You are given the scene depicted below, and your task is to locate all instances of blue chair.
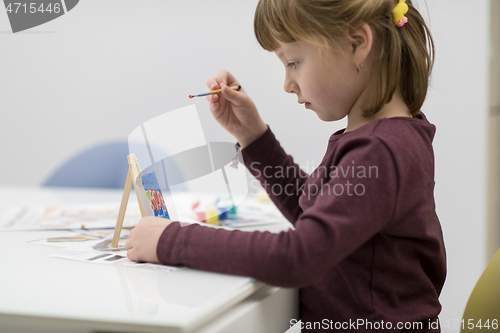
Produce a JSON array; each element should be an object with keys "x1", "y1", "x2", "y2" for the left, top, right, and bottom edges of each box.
[{"x1": 43, "y1": 142, "x2": 130, "y2": 189}]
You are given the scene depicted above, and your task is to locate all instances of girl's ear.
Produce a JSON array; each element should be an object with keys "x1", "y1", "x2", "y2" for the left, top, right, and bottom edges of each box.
[{"x1": 349, "y1": 23, "x2": 373, "y2": 65}]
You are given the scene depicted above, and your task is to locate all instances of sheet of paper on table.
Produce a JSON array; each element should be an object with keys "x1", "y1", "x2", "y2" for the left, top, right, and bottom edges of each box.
[
  {"x1": 28, "y1": 229, "x2": 128, "y2": 247},
  {"x1": 0, "y1": 204, "x2": 141, "y2": 231},
  {"x1": 30, "y1": 231, "x2": 180, "y2": 272},
  {"x1": 50, "y1": 247, "x2": 179, "y2": 272}
]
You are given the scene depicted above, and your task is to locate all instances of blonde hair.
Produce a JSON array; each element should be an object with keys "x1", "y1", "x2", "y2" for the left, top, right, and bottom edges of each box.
[{"x1": 254, "y1": 0, "x2": 434, "y2": 118}]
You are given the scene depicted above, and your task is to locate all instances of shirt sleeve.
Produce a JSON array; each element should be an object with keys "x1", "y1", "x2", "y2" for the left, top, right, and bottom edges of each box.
[
  {"x1": 157, "y1": 137, "x2": 397, "y2": 288},
  {"x1": 240, "y1": 126, "x2": 310, "y2": 224}
]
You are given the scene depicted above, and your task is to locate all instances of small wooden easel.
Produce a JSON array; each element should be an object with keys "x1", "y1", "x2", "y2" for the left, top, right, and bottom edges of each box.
[{"x1": 111, "y1": 154, "x2": 147, "y2": 248}]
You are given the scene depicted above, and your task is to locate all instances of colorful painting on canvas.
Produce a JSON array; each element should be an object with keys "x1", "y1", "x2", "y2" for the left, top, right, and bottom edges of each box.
[{"x1": 140, "y1": 171, "x2": 170, "y2": 219}]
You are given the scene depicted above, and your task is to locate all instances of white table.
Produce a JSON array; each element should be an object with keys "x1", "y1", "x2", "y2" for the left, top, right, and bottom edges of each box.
[{"x1": 0, "y1": 186, "x2": 299, "y2": 333}]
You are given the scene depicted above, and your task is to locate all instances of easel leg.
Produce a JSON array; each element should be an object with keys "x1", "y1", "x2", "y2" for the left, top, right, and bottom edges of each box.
[
  {"x1": 112, "y1": 167, "x2": 133, "y2": 248},
  {"x1": 128, "y1": 154, "x2": 147, "y2": 218}
]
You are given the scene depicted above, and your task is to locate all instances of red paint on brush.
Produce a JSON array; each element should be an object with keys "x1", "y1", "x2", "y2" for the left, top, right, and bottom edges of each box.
[{"x1": 189, "y1": 95, "x2": 195, "y2": 99}]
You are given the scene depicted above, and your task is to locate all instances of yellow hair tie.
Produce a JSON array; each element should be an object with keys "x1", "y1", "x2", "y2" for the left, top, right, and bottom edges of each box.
[{"x1": 393, "y1": 0, "x2": 409, "y2": 27}]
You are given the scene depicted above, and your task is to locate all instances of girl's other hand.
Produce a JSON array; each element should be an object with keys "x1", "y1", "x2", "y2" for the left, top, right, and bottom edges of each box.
[
  {"x1": 125, "y1": 216, "x2": 173, "y2": 264},
  {"x1": 206, "y1": 69, "x2": 268, "y2": 148}
]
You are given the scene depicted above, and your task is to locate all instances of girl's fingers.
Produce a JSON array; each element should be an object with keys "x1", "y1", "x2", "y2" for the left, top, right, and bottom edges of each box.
[
  {"x1": 210, "y1": 101, "x2": 220, "y2": 112},
  {"x1": 205, "y1": 94, "x2": 219, "y2": 103},
  {"x1": 207, "y1": 94, "x2": 220, "y2": 113},
  {"x1": 207, "y1": 72, "x2": 234, "y2": 115},
  {"x1": 217, "y1": 69, "x2": 238, "y2": 88},
  {"x1": 127, "y1": 249, "x2": 136, "y2": 261},
  {"x1": 206, "y1": 77, "x2": 222, "y2": 110},
  {"x1": 206, "y1": 77, "x2": 219, "y2": 90}
]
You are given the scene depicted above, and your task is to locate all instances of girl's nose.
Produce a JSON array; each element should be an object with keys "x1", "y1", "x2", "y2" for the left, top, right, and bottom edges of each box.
[{"x1": 284, "y1": 77, "x2": 299, "y2": 94}]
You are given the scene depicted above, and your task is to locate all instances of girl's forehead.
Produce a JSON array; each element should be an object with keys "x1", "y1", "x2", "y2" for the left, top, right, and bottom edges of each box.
[
  {"x1": 276, "y1": 40, "x2": 334, "y2": 60},
  {"x1": 274, "y1": 40, "x2": 304, "y2": 55}
]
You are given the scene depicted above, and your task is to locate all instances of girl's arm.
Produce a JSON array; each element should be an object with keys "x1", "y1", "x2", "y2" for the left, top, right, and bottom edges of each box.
[
  {"x1": 204, "y1": 70, "x2": 308, "y2": 223},
  {"x1": 155, "y1": 137, "x2": 404, "y2": 287},
  {"x1": 241, "y1": 127, "x2": 309, "y2": 224}
]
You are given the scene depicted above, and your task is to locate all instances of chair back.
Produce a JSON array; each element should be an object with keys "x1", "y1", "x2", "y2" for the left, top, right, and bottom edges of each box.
[
  {"x1": 461, "y1": 249, "x2": 500, "y2": 332},
  {"x1": 43, "y1": 142, "x2": 130, "y2": 189}
]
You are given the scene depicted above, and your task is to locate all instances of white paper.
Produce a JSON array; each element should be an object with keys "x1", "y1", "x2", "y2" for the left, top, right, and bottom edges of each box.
[
  {"x1": 0, "y1": 204, "x2": 141, "y2": 231},
  {"x1": 50, "y1": 247, "x2": 180, "y2": 271},
  {"x1": 44, "y1": 235, "x2": 180, "y2": 271},
  {"x1": 29, "y1": 229, "x2": 127, "y2": 247}
]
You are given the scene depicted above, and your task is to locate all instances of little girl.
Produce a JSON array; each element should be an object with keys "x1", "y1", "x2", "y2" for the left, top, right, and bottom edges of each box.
[{"x1": 125, "y1": 0, "x2": 446, "y2": 331}]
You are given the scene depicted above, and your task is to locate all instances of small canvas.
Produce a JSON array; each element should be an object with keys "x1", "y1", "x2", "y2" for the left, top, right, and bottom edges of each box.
[{"x1": 139, "y1": 171, "x2": 170, "y2": 219}]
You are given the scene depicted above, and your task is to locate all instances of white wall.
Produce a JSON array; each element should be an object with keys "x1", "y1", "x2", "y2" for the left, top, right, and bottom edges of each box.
[
  {"x1": 421, "y1": 1, "x2": 490, "y2": 330},
  {"x1": 0, "y1": 1, "x2": 490, "y2": 332},
  {"x1": 0, "y1": 0, "x2": 342, "y2": 187}
]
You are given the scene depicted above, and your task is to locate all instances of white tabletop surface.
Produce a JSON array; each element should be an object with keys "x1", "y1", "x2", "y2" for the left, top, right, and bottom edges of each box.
[{"x1": 0, "y1": 186, "x2": 295, "y2": 333}]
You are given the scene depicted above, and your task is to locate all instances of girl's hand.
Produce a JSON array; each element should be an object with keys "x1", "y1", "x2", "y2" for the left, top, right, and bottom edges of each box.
[
  {"x1": 125, "y1": 216, "x2": 173, "y2": 263},
  {"x1": 206, "y1": 69, "x2": 268, "y2": 148}
]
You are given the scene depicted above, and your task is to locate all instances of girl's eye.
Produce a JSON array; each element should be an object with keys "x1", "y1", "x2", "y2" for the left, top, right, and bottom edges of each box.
[{"x1": 287, "y1": 62, "x2": 298, "y2": 69}]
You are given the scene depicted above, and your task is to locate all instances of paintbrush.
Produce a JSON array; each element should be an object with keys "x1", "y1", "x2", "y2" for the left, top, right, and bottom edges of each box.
[{"x1": 189, "y1": 85, "x2": 241, "y2": 99}]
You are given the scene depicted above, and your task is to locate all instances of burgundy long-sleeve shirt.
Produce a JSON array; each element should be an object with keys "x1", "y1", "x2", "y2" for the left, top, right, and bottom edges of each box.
[{"x1": 157, "y1": 112, "x2": 446, "y2": 332}]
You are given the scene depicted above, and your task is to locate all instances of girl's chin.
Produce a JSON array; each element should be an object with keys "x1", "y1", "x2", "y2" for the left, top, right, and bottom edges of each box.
[{"x1": 314, "y1": 110, "x2": 343, "y2": 122}]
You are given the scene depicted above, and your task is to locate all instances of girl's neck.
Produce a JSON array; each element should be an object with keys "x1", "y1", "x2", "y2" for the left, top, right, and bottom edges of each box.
[{"x1": 344, "y1": 88, "x2": 412, "y2": 133}]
